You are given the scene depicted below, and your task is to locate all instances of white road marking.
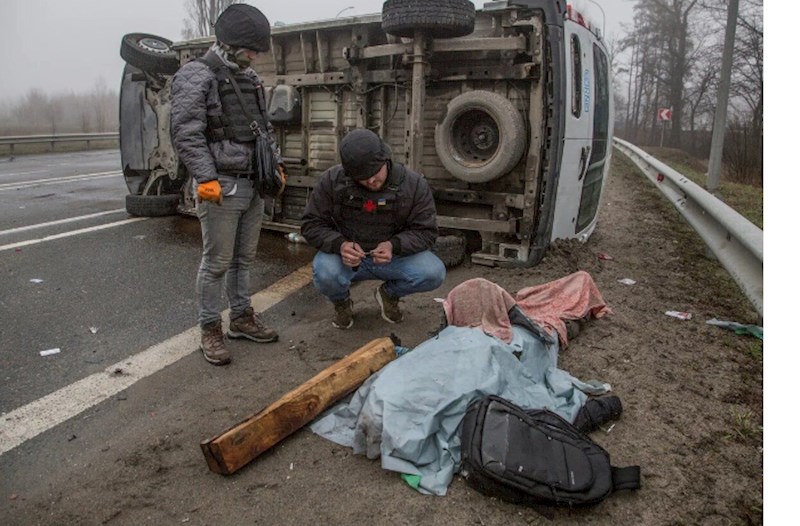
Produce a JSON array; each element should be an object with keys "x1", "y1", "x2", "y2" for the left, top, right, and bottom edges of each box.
[
  {"x1": 0, "y1": 209, "x2": 126, "y2": 237},
  {"x1": 0, "y1": 170, "x2": 121, "y2": 192},
  {"x1": 0, "y1": 263, "x2": 313, "y2": 456},
  {"x1": 0, "y1": 218, "x2": 147, "y2": 252},
  {"x1": 0, "y1": 169, "x2": 47, "y2": 178}
]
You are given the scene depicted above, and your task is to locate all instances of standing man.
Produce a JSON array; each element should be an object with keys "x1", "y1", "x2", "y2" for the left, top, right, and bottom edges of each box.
[
  {"x1": 171, "y1": 4, "x2": 283, "y2": 365},
  {"x1": 301, "y1": 128, "x2": 446, "y2": 329}
]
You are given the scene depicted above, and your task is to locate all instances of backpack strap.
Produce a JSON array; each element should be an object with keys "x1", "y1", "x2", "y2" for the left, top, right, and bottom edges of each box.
[{"x1": 611, "y1": 465, "x2": 641, "y2": 491}]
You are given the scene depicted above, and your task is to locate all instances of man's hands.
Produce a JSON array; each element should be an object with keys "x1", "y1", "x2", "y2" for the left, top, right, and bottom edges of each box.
[
  {"x1": 340, "y1": 241, "x2": 366, "y2": 268},
  {"x1": 197, "y1": 180, "x2": 222, "y2": 204},
  {"x1": 370, "y1": 241, "x2": 393, "y2": 264}
]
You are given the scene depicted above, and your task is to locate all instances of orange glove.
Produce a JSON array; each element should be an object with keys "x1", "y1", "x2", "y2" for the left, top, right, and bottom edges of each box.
[
  {"x1": 197, "y1": 180, "x2": 222, "y2": 204},
  {"x1": 277, "y1": 165, "x2": 287, "y2": 196}
]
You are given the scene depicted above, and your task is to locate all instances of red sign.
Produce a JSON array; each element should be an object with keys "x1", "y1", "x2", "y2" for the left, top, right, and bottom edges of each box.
[{"x1": 657, "y1": 108, "x2": 672, "y2": 122}]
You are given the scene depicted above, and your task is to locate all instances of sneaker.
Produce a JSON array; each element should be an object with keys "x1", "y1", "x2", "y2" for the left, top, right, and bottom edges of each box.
[
  {"x1": 375, "y1": 285, "x2": 403, "y2": 323},
  {"x1": 228, "y1": 307, "x2": 279, "y2": 343},
  {"x1": 332, "y1": 298, "x2": 354, "y2": 329},
  {"x1": 200, "y1": 321, "x2": 231, "y2": 366}
]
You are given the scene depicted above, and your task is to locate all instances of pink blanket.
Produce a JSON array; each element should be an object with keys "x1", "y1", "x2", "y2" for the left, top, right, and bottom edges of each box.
[{"x1": 443, "y1": 271, "x2": 612, "y2": 348}]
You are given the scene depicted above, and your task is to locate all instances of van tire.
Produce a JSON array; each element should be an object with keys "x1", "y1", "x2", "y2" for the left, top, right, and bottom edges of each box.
[
  {"x1": 126, "y1": 194, "x2": 180, "y2": 217},
  {"x1": 433, "y1": 232, "x2": 466, "y2": 267},
  {"x1": 435, "y1": 90, "x2": 526, "y2": 183},
  {"x1": 382, "y1": 0, "x2": 476, "y2": 39},
  {"x1": 120, "y1": 33, "x2": 180, "y2": 75}
]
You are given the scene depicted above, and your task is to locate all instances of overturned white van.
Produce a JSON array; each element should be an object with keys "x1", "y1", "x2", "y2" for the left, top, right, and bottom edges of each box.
[{"x1": 119, "y1": 0, "x2": 612, "y2": 267}]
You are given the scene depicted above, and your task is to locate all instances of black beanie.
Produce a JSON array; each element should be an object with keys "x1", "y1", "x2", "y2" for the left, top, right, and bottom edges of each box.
[{"x1": 339, "y1": 129, "x2": 392, "y2": 181}]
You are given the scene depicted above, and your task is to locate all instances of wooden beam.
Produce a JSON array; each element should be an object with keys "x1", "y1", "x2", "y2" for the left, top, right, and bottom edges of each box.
[{"x1": 201, "y1": 337, "x2": 397, "y2": 475}]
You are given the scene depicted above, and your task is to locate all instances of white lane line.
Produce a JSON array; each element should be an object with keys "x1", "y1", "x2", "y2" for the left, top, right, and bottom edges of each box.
[
  {"x1": 0, "y1": 169, "x2": 47, "y2": 178},
  {"x1": 0, "y1": 171, "x2": 121, "y2": 192},
  {"x1": 0, "y1": 218, "x2": 147, "y2": 252},
  {"x1": 0, "y1": 263, "x2": 313, "y2": 456},
  {"x1": 0, "y1": 209, "x2": 126, "y2": 237}
]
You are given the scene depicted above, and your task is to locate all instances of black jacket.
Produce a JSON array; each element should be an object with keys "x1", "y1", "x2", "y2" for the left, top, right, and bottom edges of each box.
[{"x1": 301, "y1": 163, "x2": 438, "y2": 256}]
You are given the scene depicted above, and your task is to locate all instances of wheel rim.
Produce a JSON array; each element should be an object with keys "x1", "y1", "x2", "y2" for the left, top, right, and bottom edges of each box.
[
  {"x1": 452, "y1": 110, "x2": 499, "y2": 165},
  {"x1": 138, "y1": 37, "x2": 171, "y2": 54}
]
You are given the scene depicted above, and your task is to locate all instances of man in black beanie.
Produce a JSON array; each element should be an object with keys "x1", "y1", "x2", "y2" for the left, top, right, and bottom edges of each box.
[
  {"x1": 301, "y1": 129, "x2": 446, "y2": 329},
  {"x1": 171, "y1": 4, "x2": 284, "y2": 366}
]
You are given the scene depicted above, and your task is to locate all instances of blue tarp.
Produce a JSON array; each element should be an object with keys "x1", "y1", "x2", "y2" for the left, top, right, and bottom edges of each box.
[{"x1": 310, "y1": 325, "x2": 609, "y2": 495}]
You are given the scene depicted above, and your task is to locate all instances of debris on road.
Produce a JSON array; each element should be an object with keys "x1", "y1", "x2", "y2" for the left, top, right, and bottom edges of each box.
[
  {"x1": 706, "y1": 318, "x2": 763, "y2": 340},
  {"x1": 39, "y1": 348, "x2": 61, "y2": 357},
  {"x1": 665, "y1": 311, "x2": 692, "y2": 321},
  {"x1": 617, "y1": 278, "x2": 637, "y2": 286},
  {"x1": 29, "y1": 278, "x2": 44, "y2": 284},
  {"x1": 597, "y1": 252, "x2": 614, "y2": 261},
  {"x1": 89, "y1": 327, "x2": 99, "y2": 334}
]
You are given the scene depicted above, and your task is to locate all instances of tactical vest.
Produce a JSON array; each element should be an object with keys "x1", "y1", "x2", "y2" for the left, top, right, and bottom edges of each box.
[
  {"x1": 333, "y1": 163, "x2": 407, "y2": 251},
  {"x1": 198, "y1": 54, "x2": 270, "y2": 144}
]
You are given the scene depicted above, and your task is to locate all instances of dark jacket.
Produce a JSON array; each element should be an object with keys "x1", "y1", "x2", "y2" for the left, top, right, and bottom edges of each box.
[
  {"x1": 170, "y1": 47, "x2": 281, "y2": 184},
  {"x1": 301, "y1": 163, "x2": 438, "y2": 256}
]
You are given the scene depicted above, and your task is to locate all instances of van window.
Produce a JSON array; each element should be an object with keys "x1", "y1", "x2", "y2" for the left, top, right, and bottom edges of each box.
[
  {"x1": 589, "y1": 43, "x2": 610, "y2": 164},
  {"x1": 571, "y1": 35, "x2": 582, "y2": 117},
  {"x1": 576, "y1": 44, "x2": 611, "y2": 234}
]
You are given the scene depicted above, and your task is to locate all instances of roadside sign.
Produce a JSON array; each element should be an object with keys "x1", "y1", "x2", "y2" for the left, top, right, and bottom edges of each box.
[{"x1": 657, "y1": 108, "x2": 672, "y2": 122}]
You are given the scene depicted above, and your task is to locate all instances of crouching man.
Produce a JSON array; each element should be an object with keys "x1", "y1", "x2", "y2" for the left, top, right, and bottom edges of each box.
[{"x1": 301, "y1": 129, "x2": 446, "y2": 328}]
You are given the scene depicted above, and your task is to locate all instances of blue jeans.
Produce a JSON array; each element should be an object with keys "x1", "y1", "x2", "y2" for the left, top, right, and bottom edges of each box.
[
  {"x1": 196, "y1": 176, "x2": 264, "y2": 327},
  {"x1": 312, "y1": 250, "x2": 446, "y2": 303}
]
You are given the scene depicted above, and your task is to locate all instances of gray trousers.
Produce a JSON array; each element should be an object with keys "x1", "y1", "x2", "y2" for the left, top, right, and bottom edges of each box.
[{"x1": 196, "y1": 176, "x2": 264, "y2": 327}]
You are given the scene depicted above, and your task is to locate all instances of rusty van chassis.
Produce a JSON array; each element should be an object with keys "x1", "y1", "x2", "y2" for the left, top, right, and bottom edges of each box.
[{"x1": 133, "y1": 1, "x2": 577, "y2": 267}]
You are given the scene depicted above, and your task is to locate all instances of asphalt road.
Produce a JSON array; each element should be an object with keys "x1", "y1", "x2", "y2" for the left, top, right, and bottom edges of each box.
[{"x1": 0, "y1": 149, "x2": 315, "y2": 414}]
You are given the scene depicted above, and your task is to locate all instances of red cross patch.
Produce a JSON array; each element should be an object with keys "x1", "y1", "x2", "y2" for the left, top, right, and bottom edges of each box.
[{"x1": 363, "y1": 200, "x2": 377, "y2": 213}]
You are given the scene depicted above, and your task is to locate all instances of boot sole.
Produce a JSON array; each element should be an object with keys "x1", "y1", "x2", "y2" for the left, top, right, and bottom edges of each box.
[
  {"x1": 200, "y1": 347, "x2": 231, "y2": 366},
  {"x1": 227, "y1": 330, "x2": 279, "y2": 343},
  {"x1": 332, "y1": 319, "x2": 353, "y2": 329}
]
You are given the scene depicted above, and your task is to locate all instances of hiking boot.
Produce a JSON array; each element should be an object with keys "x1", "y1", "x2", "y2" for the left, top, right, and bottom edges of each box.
[
  {"x1": 200, "y1": 321, "x2": 231, "y2": 366},
  {"x1": 228, "y1": 307, "x2": 279, "y2": 343},
  {"x1": 332, "y1": 298, "x2": 354, "y2": 329},
  {"x1": 375, "y1": 284, "x2": 403, "y2": 323}
]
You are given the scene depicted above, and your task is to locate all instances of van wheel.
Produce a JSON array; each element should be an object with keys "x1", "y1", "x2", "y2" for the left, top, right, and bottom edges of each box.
[
  {"x1": 120, "y1": 33, "x2": 179, "y2": 75},
  {"x1": 126, "y1": 194, "x2": 180, "y2": 217},
  {"x1": 435, "y1": 90, "x2": 526, "y2": 183},
  {"x1": 382, "y1": 0, "x2": 475, "y2": 39},
  {"x1": 433, "y1": 231, "x2": 466, "y2": 267}
]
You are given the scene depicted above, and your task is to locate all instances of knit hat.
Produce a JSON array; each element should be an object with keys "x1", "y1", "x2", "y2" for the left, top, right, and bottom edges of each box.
[{"x1": 339, "y1": 129, "x2": 392, "y2": 181}]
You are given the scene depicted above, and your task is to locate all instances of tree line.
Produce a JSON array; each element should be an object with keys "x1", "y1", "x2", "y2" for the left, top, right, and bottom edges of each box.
[
  {"x1": 612, "y1": 0, "x2": 762, "y2": 185},
  {"x1": 0, "y1": 78, "x2": 117, "y2": 136}
]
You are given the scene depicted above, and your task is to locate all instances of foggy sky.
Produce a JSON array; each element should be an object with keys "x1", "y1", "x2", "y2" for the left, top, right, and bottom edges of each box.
[{"x1": 0, "y1": 0, "x2": 634, "y2": 102}]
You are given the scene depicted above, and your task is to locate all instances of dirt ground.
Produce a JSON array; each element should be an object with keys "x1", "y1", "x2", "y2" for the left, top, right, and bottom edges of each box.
[{"x1": 2, "y1": 152, "x2": 763, "y2": 525}]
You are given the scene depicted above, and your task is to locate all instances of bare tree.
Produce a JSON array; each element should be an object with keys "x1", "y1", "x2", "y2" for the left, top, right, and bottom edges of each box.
[
  {"x1": 181, "y1": 0, "x2": 241, "y2": 40},
  {"x1": 91, "y1": 77, "x2": 116, "y2": 131}
]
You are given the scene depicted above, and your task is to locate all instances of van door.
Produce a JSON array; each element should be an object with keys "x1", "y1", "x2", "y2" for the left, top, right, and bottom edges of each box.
[{"x1": 551, "y1": 20, "x2": 595, "y2": 240}]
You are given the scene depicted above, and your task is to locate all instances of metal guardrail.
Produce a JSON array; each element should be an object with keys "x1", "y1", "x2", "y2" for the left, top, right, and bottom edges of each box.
[
  {"x1": 0, "y1": 132, "x2": 118, "y2": 153},
  {"x1": 613, "y1": 137, "x2": 763, "y2": 317}
]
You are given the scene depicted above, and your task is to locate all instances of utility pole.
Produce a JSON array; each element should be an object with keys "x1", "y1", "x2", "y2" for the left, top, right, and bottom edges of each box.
[{"x1": 707, "y1": 0, "x2": 739, "y2": 194}]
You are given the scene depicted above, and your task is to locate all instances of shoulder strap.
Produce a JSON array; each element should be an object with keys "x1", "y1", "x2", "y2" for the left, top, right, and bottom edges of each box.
[
  {"x1": 197, "y1": 53, "x2": 224, "y2": 72},
  {"x1": 199, "y1": 55, "x2": 263, "y2": 137},
  {"x1": 221, "y1": 69, "x2": 263, "y2": 136},
  {"x1": 385, "y1": 162, "x2": 406, "y2": 191},
  {"x1": 611, "y1": 465, "x2": 641, "y2": 491}
]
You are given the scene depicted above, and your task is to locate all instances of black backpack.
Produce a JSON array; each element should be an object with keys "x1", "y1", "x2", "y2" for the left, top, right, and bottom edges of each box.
[{"x1": 460, "y1": 395, "x2": 640, "y2": 508}]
